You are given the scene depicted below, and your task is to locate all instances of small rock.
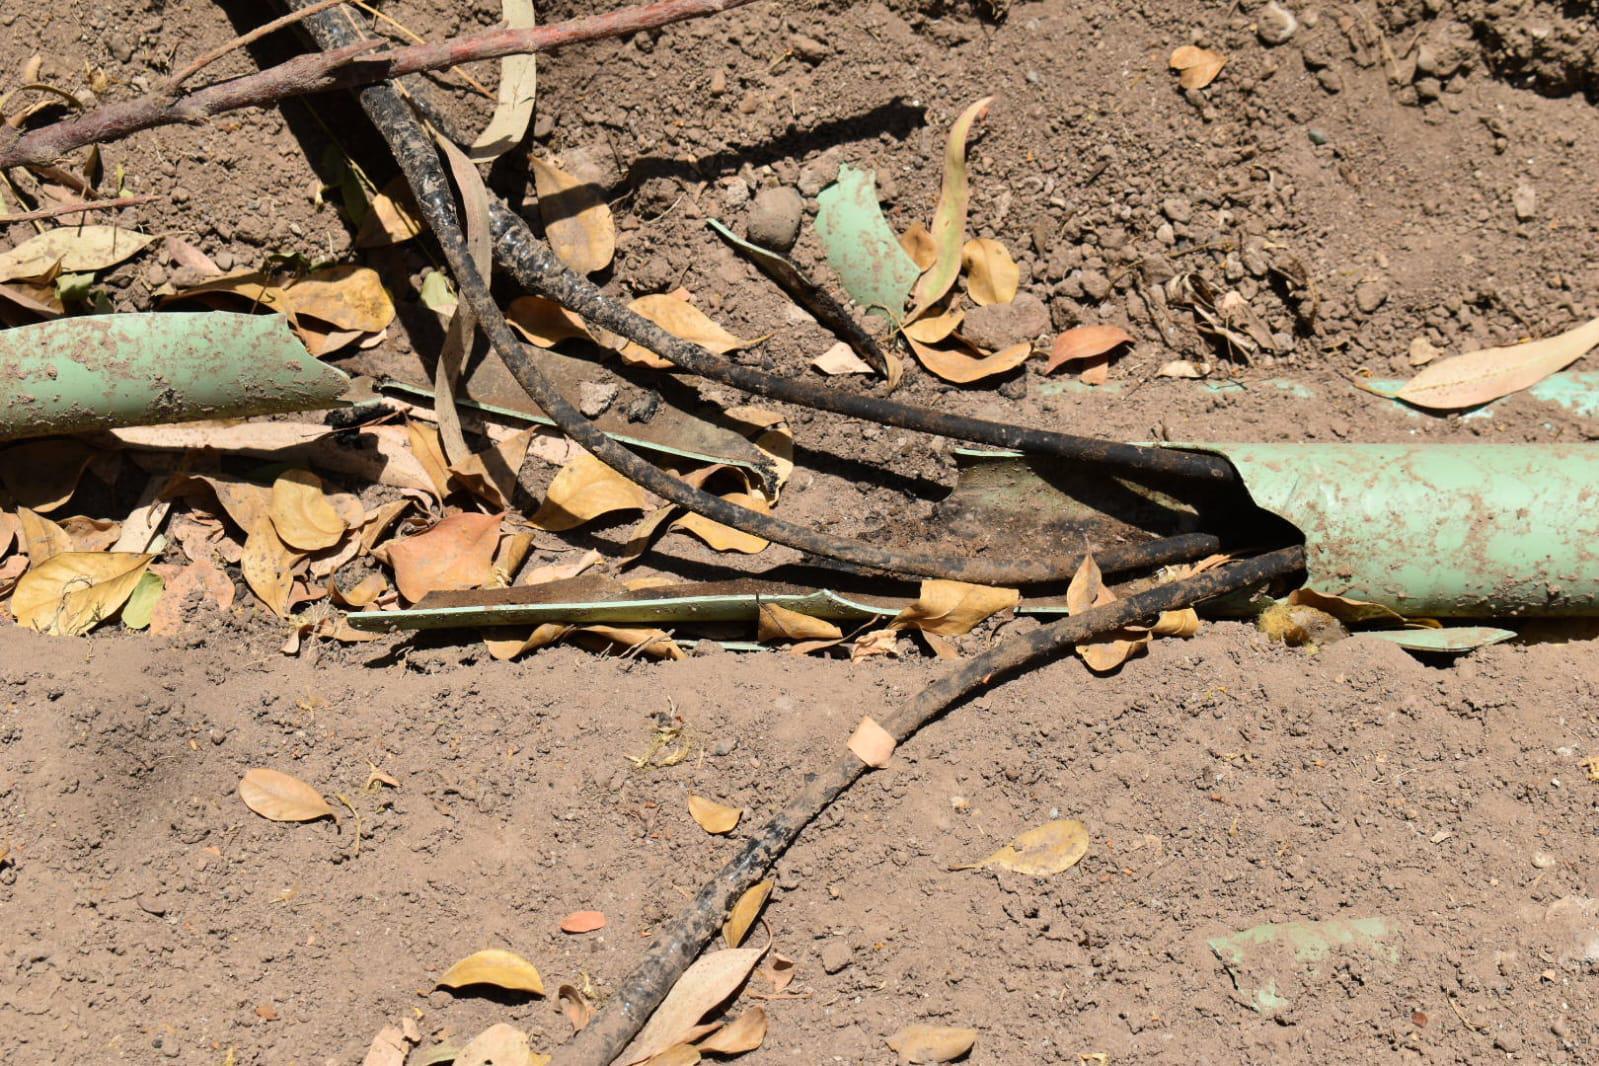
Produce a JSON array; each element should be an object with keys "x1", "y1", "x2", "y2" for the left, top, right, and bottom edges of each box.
[
  {"x1": 1307, "y1": 128, "x2": 1329, "y2": 146},
  {"x1": 820, "y1": 941, "x2": 853, "y2": 974},
  {"x1": 1494, "y1": 1031, "x2": 1523, "y2": 1054},
  {"x1": 1408, "y1": 336, "x2": 1441, "y2": 366},
  {"x1": 789, "y1": 34, "x2": 829, "y2": 64},
  {"x1": 1161, "y1": 197, "x2": 1192, "y2": 224},
  {"x1": 712, "y1": 737, "x2": 738, "y2": 756},
  {"x1": 736, "y1": 91, "x2": 759, "y2": 115},
  {"x1": 578, "y1": 381, "x2": 618, "y2": 418},
  {"x1": 171, "y1": 186, "x2": 191, "y2": 204},
  {"x1": 1257, "y1": 2, "x2": 1298, "y2": 45},
  {"x1": 109, "y1": 36, "x2": 136, "y2": 63},
  {"x1": 1354, "y1": 278, "x2": 1388, "y2": 314},
  {"x1": 746, "y1": 186, "x2": 805, "y2": 252},
  {"x1": 996, "y1": 374, "x2": 1028, "y2": 400},
  {"x1": 708, "y1": 69, "x2": 727, "y2": 96},
  {"x1": 691, "y1": 639, "x2": 724, "y2": 658},
  {"x1": 1415, "y1": 77, "x2": 1442, "y2": 102},
  {"x1": 719, "y1": 177, "x2": 751, "y2": 209},
  {"x1": 1155, "y1": 222, "x2": 1176, "y2": 246},
  {"x1": 626, "y1": 391, "x2": 660, "y2": 424},
  {"x1": 1512, "y1": 180, "x2": 1538, "y2": 221},
  {"x1": 1532, "y1": 851, "x2": 1556, "y2": 869},
  {"x1": 1080, "y1": 270, "x2": 1113, "y2": 302},
  {"x1": 1316, "y1": 68, "x2": 1343, "y2": 94},
  {"x1": 797, "y1": 154, "x2": 841, "y2": 198},
  {"x1": 959, "y1": 293, "x2": 1050, "y2": 350}
]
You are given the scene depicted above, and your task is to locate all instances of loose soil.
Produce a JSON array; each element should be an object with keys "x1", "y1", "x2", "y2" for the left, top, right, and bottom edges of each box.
[{"x1": 2, "y1": 1, "x2": 1598, "y2": 1064}]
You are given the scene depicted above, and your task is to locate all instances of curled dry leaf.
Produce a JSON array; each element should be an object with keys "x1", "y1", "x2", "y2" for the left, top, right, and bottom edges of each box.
[
  {"x1": 16, "y1": 507, "x2": 72, "y2": 564},
  {"x1": 619, "y1": 292, "x2": 752, "y2": 369},
  {"x1": 483, "y1": 623, "x2": 572, "y2": 662},
  {"x1": 812, "y1": 340, "x2": 873, "y2": 375},
  {"x1": 672, "y1": 492, "x2": 770, "y2": 554},
  {"x1": 961, "y1": 238, "x2": 1018, "y2": 305},
  {"x1": 847, "y1": 715, "x2": 896, "y2": 768},
  {"x1": 386, "y1": 511, "x2": 503, "y2": 603},
  {"x1": 450, "y1": 428, "x2": 537, "y2": 511},
  {"x1": 723, "y1": 879, "x2": 772, "y2": 949},
  {"x1": 559, "y1": 984, "x2": 595, "y2": 1033},
  {"x1": 438, "y1": 949, "x2": 546, "y2": 996},
  {"x1": 560, "y1": 910, "x2": 607, "y2": 934},
  {"x1": 644, "y1": 1048, "x2": 699, "y2": 1066},
  {"x1": 59, "y1": 515, "x2": 121, "y2": 553},
  {"x1": 1157, "y1": 358, "x2": 1205, "y2": 379},
  {"x1": 1169, "y1": 45, "x2": 1228, "y2": 90},
  {"x1": 900, "y1": 222, "x2": 937, "y2": 271},
  {"x1": 0, "y1": 225, "x2": 155, "y2": 282},
  {"x1": 507, "y1": 295, "x2": 593, "y2": 347},
  {"x1": 905, "y1": 334, "x2": 1031, "y2": 385},
  {"x1": 531, "y1": 156, "x2": 615, "y2": 275},
  {"x1": 573, "y1": 625, "x2": 684, "y2": 661},
  {"x1": 1066, "y1": 552, "x2": 1149, "y2": 671},
  {"x1": 1392, "y1": 316, "x2": 1599, "y2": 410},
  {"x1": 467, "y1": 0, "x2": 537, "y2": 161},
  {"x1": 909, "y1": 97, "x2": 994, "y2": 321},
  {"x1": 757, "y1": 603, "x2": 843, "y2": 643},
  {"x1": 241, "y1": 520, "x2": 302, "y2": 618},
  {"x1": 354, "y1": 176, "x2": 424, "y2": 248},
  {"x1": 532, "y1": 452, "x2": 649, "y2": 532},
  {"x1": 688, "y1": 795, "x2": 742, "y2": 835},
  {"x1": 12, "y1": 552, "x2": 153, "y2": 636},
  {"x1": 893, "y1": 579, "x2": 1019, "y2": 636},
  {"x1": 1152, "y1": 608, "x2": 1201, "y2": 638},
  {"x1": 269, "y1": 469, "x2": 346, "y2": 551},
  {"x1": 851, "y1": 628, "x2": 901, "y2": 660},
  {"x1": 238, "y1": 768, "x2": 334, "y2": 822},
  {"x1": 457, "y1": 1023, "x2": 545, "y2": 1066},
  {"x1": 623, "y1": 948, "x2": 766, "y2": 1065},
  {"x1": 886, "y1": 1024, "x2": 979, "y2": 1064},
  {"x1": 957, "y1": 818, "x2": 1089, "y2": 876},
  {"x1": 697, "y1": 1007, "x2": 768, "y2": 1055},
  {"x1": 1045, "y1": 325, "x2": 1134, "y2": 375},
  {"x1": 760, "y1": 952, "x2": 796, "y2": 993},
  {"x1": 1288, "y1": 587, "x2": 1406, "y2": 626},
  {"x1": 901, "y1": 307, "x2": 964, "y2": 345}
]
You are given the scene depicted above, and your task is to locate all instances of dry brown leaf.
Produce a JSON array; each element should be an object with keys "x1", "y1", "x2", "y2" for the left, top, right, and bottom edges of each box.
[
  {"x1": 519, "y1": 548, "x2": 603, "y2": 586},
  {"x1": 241, "y1": 520, "x2": 302, "y2": 618},
  {"x1": 893, "y1": 579, "x2": 1019, "y2": 636},
  {"x1": 1045, "y1": 325, "x2": 1134, "y2": 374},
  {"x1": 238, "y1": 768, "x2": 334, "y2": 822},
  {"x1": 723, "y1": 880, "x2": 772, "y2": 949},
  {"x1": 961, "y1": 238, "x2": 1018, "y2": 305},
  {"x1": 282, "y1": 265, "x2": 395, "y2": 334},
  {"x1": 644, "y1": 1048, "x2": 699, "y2": 1066},
  {"x1": 1393, "y1": 317, "x2": 1599, "y2": 410},
  {"x1": 1151, "y1": 608, "x2": 1201, "y2": 638},
  {"x1": 482, "y1": 623, "x2": 573, "y2": 661},
  {"x1": 956, "y1": 818, "x2": 1089, "y2": 876},
  {"x1": 672, "y1": 492, "x2": 770, "y2": 554},
  {"x1": 0, "y1": 225, "x2": 155, "y2": 282},
  {"x1": 1065, "y1": 552, "x2": 1147, "y2": 672},
  {"x1": 507, "y1": 294, "x2": 594, "y2": 346},
  {"x1": 696, "y1": 1007, "x2": 767, "y2": 1055},
  {"x1": 559, "y1": 984, "x2": 594, "y2": 1033},
  {"x1": 908, "y1": 97, "x2": 994, "y2": 321},
  {"x1": 450, "y1": 428, "x2": 536, "y2": 511},
  {"x1": 531, "y1": 156, "x2": 616, "y2": 275},
  {"x1": 386, "y1": 511, "x2": 502, "y2": 603},
  {"x1": 851, "y1": 628, "x2": 901, "y2": 660},
  {"x1": 0, "y1": 438, "x2": 96, "y2": 512},
  {"x1": 886, "y1": 1024, "x2": 978, "y2": 1064},
  {"x1": 354, "y1": 177, "x2": 424, "y2": 248},
  {"x1": 457, "y1": 1023, "x2": 543, "y2": 1066},
  {"x1": 1287, "y1": 587, "x2": 1407, "y2": 626},
  {"x1": 405, "y1": 420, "x2": 454, "y2": 500},
  {"x1": 438, "y1": 949, "x2": 546, "y2": 996},
  {"x1": 619, "y1": 292, "x2": 753, "y2": 368},
  {"x1": 1169, "y1": 45, "x2": 1228, "y2": 90},
  {"x1": 899, "y1": 222, "x2": 937, "y2": 271},
  {"x1": 0, "y1": 512, "x2": 17, "y2": 560},
  {"x1": 560, "y1": 910, "x2": 606, "y2": 934},
  {"x1": 848, "y1": 715, "x2": 896, "y2": 768},
  {"x1": 623, "y1": 948, "x2": 766, "y2": 1065},
  {"x1": 531, "y1": 452, "x2": 649, "y2": 532},
  {"x1": 757, "y1": 603, "x2": 843, "y2": 643},
  {"x1": 58, "y1": 516, "x2": 121, "y2": 552},
  {"x1": 688, "y1": 795, "x2": 742, "y2": 835},
  {"x1": 811, "y1": 341, "x2": 873, "y2": 375},
  {"x1": 16, "y1": 507, "x2": 71, "y2": 564},
  {"x1": 759, "y1": 953, "x2": 795, "y2": 993},
  {"x1": 269, "y1": 469, "x2": 346, "y2": 551},
  {"x1": 905, "y1": 334, "x2": 1031, "y2": 385},
  {"x1": 11, "y1": 551, "x2": 153, "y2": 636},
  {"x1": 901, "y1": 307, "x2": 965, "y2": 345},
  {"x1": 573, "y1": 625, "x2": 684, "y2": 660}
]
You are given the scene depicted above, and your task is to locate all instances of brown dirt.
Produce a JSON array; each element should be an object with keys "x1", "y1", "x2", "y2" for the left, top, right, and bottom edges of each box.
[{"x1": 3, "y1": 1, "x2": 1599, "y2": 1064}]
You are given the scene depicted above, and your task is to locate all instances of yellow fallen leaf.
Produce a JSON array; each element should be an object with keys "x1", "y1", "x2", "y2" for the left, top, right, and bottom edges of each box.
[
  {"x1": 757, "y1": 603, "x2": 843, "y2": 643},
  {"x1": 623, "y1": 948, "x2": 766, "y2": 1065},
  {"x1": 405, "y1": 420, "x2": 454, "y2": 500},
  {"x1": 1152, "y1": 608, "x2": 1201, "y2": 637},
  {"x1": 531, "y1": 452, "x2": 649, "y2": 532},
  {"x1": 559, "y1": 984, "x2": 594, "y2": 1033},
  {"x1": 672, "y1": 492, "x2": 770, "y2": 554},
  {"x1": 955, "y1": 818, "x2": 1089, "y2": 876},
  {"x1": 901, "y1": 307, "x2": 965, "y2": 345},
  {"x1": 531, "y1": 156, "x2": 616, "y2": 275},
  {"x1": 386, "y1": 511, "x2": 503, "y2": 603},
  {"x1": 281, "y1": 265, "x2": 395, "y2": 334},
  {"x1": 886, "y1": 1024, "x2": 978, "y2": 1064},
  {"x1": 1066, "y1": 552, "x2": 1148, "y2": 672},
  {"x1": 269, "y1": 469, "x2": 346, "y2": 551},
  {"x1": 904, "y1": 334, "x2": 1031, "y2": 385},
  {"x1": 811, "y1": 341, "x2": 874, "y2": 375},
  {"x1": 1288, "y1": 587, "x2": 1407, "y2": 626},
  {"x1": 11, "y1": 551, "x2": 153, "y2": 636},
  {"x1": 619, "y1": 292, "x2": 754, "y2": 368},
  {"x1": 238, "y1": 768, "x2": 335, "y2": 822},
  {"x1": 483, "y1": 623, "x2": 573, "y2": 661},
  {"x1": 723, "y1": 880, "x2": 772, "y2": 949},
  {"x1": 899, "y1": 222, "x2": 937, "y2": 271},
  {"x1": 696, "y1": 1007, "x2": 767, "y2": 1054},
  {"x1": 574, "y1": 625, "x2": 684, "y2": 660},
  {"x1": 908, "y1": 97, "x2": 994, "y2": 321},
  {"x1": 240, "y1": 520, "x2": 302, "y2": 618},
  {"x1": 688, "y1": 795, "x2": 742, "y2": 835},
  {"x1": 354, "y1": 176, "x2": 424, "y2": 248},
  {"x1": 961, "y1": 238, "x2": 1018, "y2": 305},
  {"x1": 1392, "y1": 317, "x2": 1599, "y2": 410},
  {"x1": 644, "y1": 1048, "x2": 699, "y2": 1066},
  {"x1": 893, "y1": 579, "x2": 1018, "y2": 636},
  {"x1": 457, "y1": 1022, "x2": 546, "y2": 1066},
  {"x1": 1169, "y1": 45, "x2": 1228, "y2": 90},
  {"x1": 16, "y1": 506, "x2": 72, "y2": 564},
  {"x1": 0, "y1": 225, "x2": 155, "y2": 282},
  {"x1": 848, "y1": 715, "x2": 896, "y2": 768},
  {"x1": 508, "y1": 295, "x2": 594, "y2": 347},
  {"x1": 438, "y1": 949, "x2": 545, "y2": 996}
]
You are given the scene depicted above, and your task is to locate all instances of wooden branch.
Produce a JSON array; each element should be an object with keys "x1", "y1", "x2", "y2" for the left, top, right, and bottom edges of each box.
[
  {"x1": 0, "y1": 0, "x2": 762, "y2": 171},
  {"x1": 0, "y1": 193, "x2": 160, "y2": 224}
]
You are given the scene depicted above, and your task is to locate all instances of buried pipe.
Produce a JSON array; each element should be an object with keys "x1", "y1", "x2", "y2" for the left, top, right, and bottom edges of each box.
[{"x1": 0, "y1": 312, "x2": 351, "y2": 441}]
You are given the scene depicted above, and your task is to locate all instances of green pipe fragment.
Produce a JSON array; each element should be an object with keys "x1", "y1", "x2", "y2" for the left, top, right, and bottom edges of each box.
[{"x1": 0, "y1": 312, "x2": 350, "y2": 441}]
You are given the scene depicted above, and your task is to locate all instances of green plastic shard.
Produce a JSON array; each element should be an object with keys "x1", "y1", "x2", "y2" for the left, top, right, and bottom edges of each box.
[
  {"x1": 1361, "y1": 626, "x2": 1516, "y2": 653},
  {"x1": 813, "y1": 164, "x2": 920, "y2": 326},
  {"x1": 1209, "y1": 917, "x2": 1399, "y2": 1017},
  {"x1": 0, "y1": 312, "x2": 350, "y2": 441}
]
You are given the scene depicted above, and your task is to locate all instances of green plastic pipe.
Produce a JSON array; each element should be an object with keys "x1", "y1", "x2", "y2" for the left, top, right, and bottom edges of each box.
[
  {"x1": 1203, "y1": 443, "x2": 1599, "y2": 617},
  {"x1": 0, "y1": 312, "x2": 350, "y2": 441}
]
